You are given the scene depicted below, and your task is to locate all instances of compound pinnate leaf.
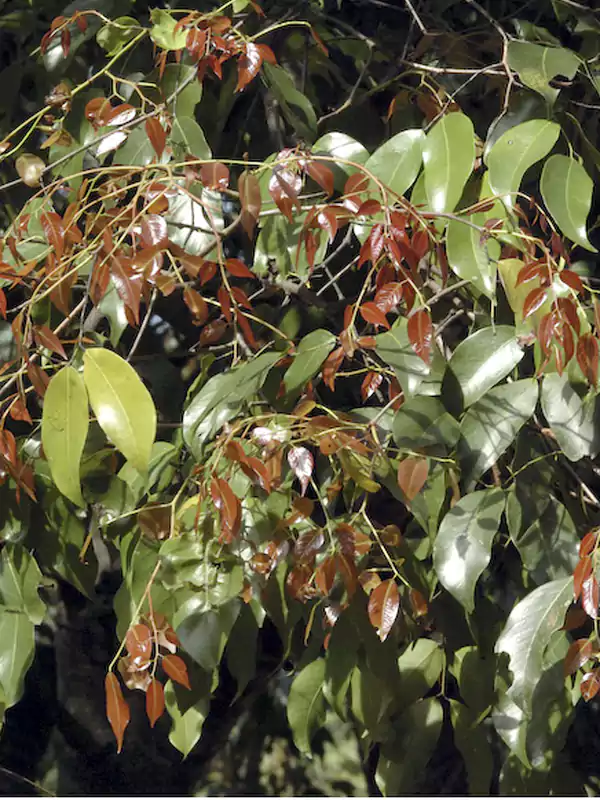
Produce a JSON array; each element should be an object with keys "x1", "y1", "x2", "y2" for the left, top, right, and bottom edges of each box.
[
  {"x1": 486, "y1": 119, "x2": 560, "y2": 211},
  {"x1": 433, "y1": 488, "x2": 505, "y2": 612},
  {"x1": 423, "y1": 113, "x2": 474, "y2": 213},
  {"x1": 494, "y1": 576, "x2": 572, "y2": 714},
  {"x1": 83, "y1": 349, "x2": 156, "y2": 475},
  {"x1": 42, "y1": 366, "x2": 89, "y2": 506},
  {"x1": 287, "y1": 658, "x2": 326, "y2": 754},
  {"x1": 540, "y1": 155, "x2": 597, "y2": 252}
]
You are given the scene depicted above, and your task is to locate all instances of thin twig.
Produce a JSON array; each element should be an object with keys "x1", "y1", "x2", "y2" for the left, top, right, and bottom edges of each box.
[
  {"x1": 403, "y1": 0, "x2": 428, "y2": 35},
  {"x1": 127, "y1": 289, "x2": 157, "y2": 362}
]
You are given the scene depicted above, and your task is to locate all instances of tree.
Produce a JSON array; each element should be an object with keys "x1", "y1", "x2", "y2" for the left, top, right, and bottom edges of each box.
[{"x1": 0, "y1": 0, "x2": 599, "y2": 794}]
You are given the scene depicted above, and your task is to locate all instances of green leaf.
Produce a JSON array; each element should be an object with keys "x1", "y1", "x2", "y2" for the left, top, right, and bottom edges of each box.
[
  {"x1": 510, "y1": 494, "x2": 579, "y2": 583},
  {"x1": 225, "y1": 604, "x2": 258, "y2": 699},
  {"x1": 364, "y1": 129, "x2": 425, "y2": 199},
  {"x1": 150, "y1": 9, "x2": 187, "y2": 51},
  {"x1": 0, "y1": 545, "x2": 46, "y2": 625},
  {"x1": 446, "y1": 212, "x2": 500, "y2": 298},
  {"x1": 325, "y1": 613, "x2": 359, "y2": 718},
  {"x1": 458, "y1": 378, "x2": 538, "y2": 487},
  {"x1": 165, "y1": 186, "x2": 222, "y2": 257},
  {"x1": 393, "y1": 395, "x2": 460, "y2": 454},
  {"x1": 42, "y1": 366, "x2": 89, "y2": 507},
  {"x1": 112, "y1": 126, "x2": 164, "y2": 167},
  {"x1": 397, "y1": 638, "x2": 444, "y2": 707},
  {"x1": 170, "y1": 117, "x2": 211, "y2": 161},
  {"x1": 263, "y1": 63, "x2": 317, "y2": 143},
  {"x1": 450, "y1": 646, "x2": 495, "y2": 715},
  {"x1": 283, "y1": 329, "x2": 336, "y2": 394},
  {"x1": 177, "y1": 600, "x2": 241, "y2": 672},
  {"x1": 160, "y1": 64, "x2": 202, "y2": 117},
  {"x1": 287, "y1": 658, "x2": 326, "y2": 754},
  {"x1": 450, "y1": 700, "x2": 494, "y2": 795},
  {"x1": 433, "y1": 488, "x2": 505, "y2": 612},
  {"x1": 96, "y1": 16, "x2": 139, "y2": 55},
  {"x1": 541, "y1": 372, "x2": 600, "y2": 460},
  {"x1": 83, "y1": 349, "x2": 157, "y2": 475},
  {"x1": 376, "y1": 698, "x2": 443, "y2": 795},
  {"x1": 253, "y1": 213, "x2": 328, "y2": 279},
  {"x1": 183, "y1": 351, "x2": 280, "y2": 457},
  {"x1": 486, "y1": 119, "x2": 560, "y2": 211},
  {"x1": 507, "y1": 41, "x2": 580, "y2": 105},
  {"x1": 423, "y1": 113, "x2": 474, "y2": 213},
  {"x1": 540, "y1": 155, "x2": 597, "y2": 252},
  {"x1": 446, "y1": 326, "x2": 524, "y2": 408},
  {"x1": 0, "y1": 610, "x2": 35, "y2": 707},
  {"x1": 494, "y1": 576, "x2": 572, "y2": 714},
  {"x1": 164, "y1": 680, "x2": 210, "y2": 758},
  {"x1": 313, "y1": 132, "x2": 369, "y2": 190},
  {"x1": 97, "y1": 280, "x2": 128, "y2": 348},
  {"x1": 375, "y1": 318, "x2": 445, "y2": 398}
]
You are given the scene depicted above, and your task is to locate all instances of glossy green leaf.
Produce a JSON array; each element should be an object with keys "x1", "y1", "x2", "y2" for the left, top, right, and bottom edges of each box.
[
  {"x1": 253, "y1": 212, "x2": 328, "y2": 279},
  {"x1": 447, "y1": 326, "x2": 524, "y2": 408},
  {"x1": 376, "y1": 698, "x2": 443, "y2": 795},
  {"x1": 287, "y1": 658, "x2": 326, "y2": 754},
  {"x1": 397, "y1": 638, "x2": 444, "y2": 707},
  {"x1": 164, "y1": 680, "x2": 210, "y2": 758},
  {"x1": 83, "y1": 349, "x2": 156, "y2": 475},
  {"x1": 263, "y1": 63, "x2": 317, "y2": 143},
  {"x1": 166, "y1": 187, "x2": 222, "y2": 257},
  {"x1": 458, "y1": 378, "x2": 538, "y2": 487},
  {"x1": 433, "y1": 488, "x2": 505, "y2": 612},
  {"x1": 160, "y1": 64, "x2": 202, "y2": 117},
  {"x1": 170, "y1": 117, "x2": 211, "y2": 161},
  {"x1": 541, "y1": 372, "x2": 600, "y2": 461},
  {"x1": 313, "y1": 132, "x2": 369, "y2": 190},
  {"x1": 486, "y1": 119, "x2": 560, "y2": 211},
  {"x1": 97, "y1": 280, "x2": 128, "y2": 348},
  {"x1": 494, "y1": 576, "x2": 572, "y2": 714},
  {"x1": 450, "y1": 700, "x2": 494, "y2": 795},
  {"x1": 423, "y1": 113, "x2": 474, "y2": 213},
  {"x1": 375, "y1": 318, "x2": 445, "y2": 398},
  {"x1": 283, "y1": 329, "x2": 336, "y2": 395},
  {"x1": 0, "y1": 545, "x2": 46, "y2": 625},
  {"x1": 450, "y1": 646, "x2": 495, "y2": 715},
  {"x1": 96, "y1": 16, "x2": 140, "y2": 55},
  {"x1": 365, "y1": 129, "x2": 425, "y2": 200},
  {"x1": 507, "y1": 41, "x2": 580, "y2": 105},
  {"x1": 393, "y1": 396, "x2": 460, "y2": 454},
  {"x1": 225, "y1": 604, "x2": 258, "y2": 700},
  {"x1": 176, "y1": 600, "x2": 240, "y2": 672},
  {"x1": 0, "y1": 610, "x2": 35, "y2": 707},
  {"x1": 324, "y1": 614, "x2": 359, "y2": 718},
  {"x1": 510, "y1": 494, "x2": 579, "y2": 583},
  {"x1": 112, "y1": 127, "x2": 164, "y2": 167},
  {"x1": 183, "y1": 351, "x2": 280, "y2": 457},
  {"x1": 540, "y1": 155, "x2": 597, "y2": 252},
  {"x1": 150, "y1": 9, "x2": 187, "y2": 51},
  {"x1": 446, "y1": 213, "x2": 500, "y2": 298},
  {"x1": 42, "y1": 366, "x2": 89, "y2": 506}
]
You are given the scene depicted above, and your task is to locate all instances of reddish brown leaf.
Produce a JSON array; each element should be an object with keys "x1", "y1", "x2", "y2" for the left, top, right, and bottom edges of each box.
[
  {"x1": 337, "y1": 552, "x2": 358, "y2": 598},
  {"x1": 315, "y1": 555, "x2": 336, "y2": 596},
  {"x1": 41, "y1": 212, "x2": 65, "y2": 260},
  {"x1": 27, "y1": 362, "x2": 49, "y2": 397},
  {"x1": 125, "y1": 623, "x2": 153, "y2": 665},
  {"x1": 110, "y1": 254, "x2": 142, "y2": 324},
  {"x1": 210, "y1": 477, "x2": 241, "y2": 536},
  {"x1": 361, "y1": 371, "x2": 383, "y2": 401},
  {"x1": 322, "y1": 346, "x2": 345, "y2": 391},
  {"x1": 286, "y1": 564, "x2": 316, "y2": 602},
  {"x1": 183, "y1": 288, "x2": 209, "y2": 324},
  {"x1": 61, "y1": 28, "x2": 71, "y2": 58},
  {"x1": 287, "y1": 446, "x2": 314, "y2": 496},
  {"x1": 141, "y1": 215, "x2": 168, "y2": 249},
  {"x1": 107, "y1": 104, "x2": 137, "y2": 126},
  {"x1": 199, "y1": 319, "x2": 228, "y2": 346},
  {"x1": 564, "y1": 638, "x2": 593, "y2": 677},
  {"x1": 516, "y1": 261, "x2": 544, "y2": 287},
  {"x1": 556, "y1": 297, "x2": 580, "y2": 335},
  {"x1": 409, "y1": 588, "x2": 429, "y2": 618},
  {"x1": 162, "y1": 654, "x2": 191, "y2": 690},
  {"x1": 560, "y1": 269, "x2": 585, "y2": 295},
  {"x1": 236, "y1": 42, "x2": 264, "y2": 91},
  {"x1": 33, "y1": 325, "x2": 67, "y2": 359},
  {"x1": 523, "y1": 287, "x2": 547, "y2": 321},
  {"x1": 294, "y1": 529, "x2": 325, "y2": 563},
  {"x1": 145, "y1": 118, "x2": 166, "y2": 159},
  {"x1": 397, "y1": 456, "x2": 429, "y2": 501},
  {"x1": 577, "y1": 334, "x2": 599, "y2": 387},
  {"x1": 360, "y1": 302, "x2": 390, "y2": 329},
  {"x1": 368, "y1": 579, "x2": 400, "y2": 642},
  {"x1": 564, "y1": 606, "x2": 588, "y2": 632},
  {"x1": 344, "y1": 173, "x2": 369, "y2": 197},
  {"x1": 186, "y1": 28, "x2": 208, "y2": 61},
  {"x1": 574, "y1": 556, "x2": 592, "y2": 602},
  {"x1": 145, "y1": 678, "x2": 165, "y2": 728},
  {"x1": 238, "y1": 171, "x2": 261, "y2": 239},
  {"x1": 105, "y1": 673, "x2": 130, "y2": 754},
  {"x1": 407, "y1": 308, "x2": 432, "y2": 365},
  {"x1": 200, "y1": 163, "x2": 230, "y2": 190},
  {"x1": 580, "y1": 531, "x2": 599, "y2": 558},
  {"x1": 375, "y1": 282, "x2": 403, "y2": 314},
  {"x1": 305, "y1": 161, "x2": 334, "y2": 197},
  {"x1": 582, "y1": 575, "x2": 599, "y2": 620},
  {"x1": 225, "y1": 258, "x2": 254, "y2": 279},
  {"x1": 255, "y1": 43, "x2": 276, "y2": 63},
  {"x1": 581, "y1": 669, "x2": 600, "y2": 701}
]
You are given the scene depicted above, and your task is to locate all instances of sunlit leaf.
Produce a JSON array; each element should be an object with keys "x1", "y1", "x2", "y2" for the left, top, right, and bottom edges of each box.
[
  {"x1": 287, "y1": 658, "x2": 326, "y2": 754},
  {"x1": 540, "y1": 155, "x2": 597, "y2": 252},
  {"x1": 423, "y1": 113, "x2": 474, "y2": 213}
]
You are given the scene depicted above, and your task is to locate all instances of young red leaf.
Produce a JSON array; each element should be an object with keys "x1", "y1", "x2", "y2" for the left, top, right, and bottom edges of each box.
[
  {"x1": 287, "y1": 446, "x2": 314, "y2": 496},
  {"x1": 61, "y1": 28, "x2": 71, "y2": 58},
  {"x1": 336, "y1": 552, "x2": 358, "y2": 598},
  {"x1": 162, "y1": 654, "x2": 191, "y2": 690},
  {"x1": 33, "y1": 325, "x2": 67, "y2": 359},
  {"x1": 368, "y1": 579, "x2": 400, "y2": 642},
  {"x1": 200, "y1": 163, "x2": 230, "y2": 190},
  {"x1": 238, "y1": 171, "x2": 261, "y2": 239},
  {"x1": 522, "y1": 287, "x2": 547, "y2": 321},
  {"x1": 564, "y1": 638, "x2": 593, "y2": 677},
  {"x1": 574, "y1": 556, "x2": 592, "y2": 602},
  {"x1": 581, "y1": 670, "x2": 600, "y2": 701},
  {"x1": 183, "y1": 288, "x2": 209, "y2": 324},
  {"x1": 305, "y1": 160, "x2": 334, "y2": 197},
  {"x1": 577, "y1": 334, "x2": 599, "y2": 387},
  {"x1": 360, "y1": 302, "x2": 390, "y2": 329},
  {"x1": 186, "y1": 28, "x2": 208, "y2": 61},
  {"x1": 294, "y1": 529, "x2": 325, "y2": 563},
  {"x1": 580, "y1": 531, "x2": 599, "y2": 558},
  {"x1": 146, "y1": 678, "x2": 165, "y2": 728},
  {"x1": 218, "y1": 286, "x2": 232, "y2": 323},
  {"x1": 255, "y1": 43, "x2": 276, "y2": 64},
  {"x1": 515, "y1": 261, "x2": 544, "y2": 287},
  {"x1": 316, "y1": 207, "x2": 339, "y2": 243},
  {"x1": 41, "y1": 212, "x2": 65, "y2": 260},
  {"x1": 315, "y1": 555, "x2": 336, "y2": 596},
  {"x1": 375, "y1": 282, "x2": 403, "y2": 314},
  {"x1": 344, "y1": 173, "x2": 369, "y2": 197},
  {"x1": 269, "y1": 167, "x2": 302, "y2": 222},
  {"x1": 145, "y1": 118, "x2": 166, "y2": 159},
  {"x1": 409, "y1": 588, "x2": 429, "y2": 618},
  {"x1": 210, "y1": 477, "x2": 241, "y2": 533},
  {"x1": 407, "y1": 308, "x2": 432, "y2": 365},
  {"x1": 361, "y1": 371, "x2": 383, "y2": 401},
  {"x1": 582, "y1": 575, "x2": 599, "y2": 620},
  {"x1": 141, "y1": 215, "x2": 168, "y2": 249},
  {"x1": 397, "y1": 456, "x2": 429, "y2": 501},
  {"x1": 322, "y1": 346, "x2": 345, "y2": 391},
  {"x1": 225, "y1": 258, "x2": 254, "y2": 279},
  {"x1": 559, "y1": 269, "x2": 585, "y2": 295},
  {"x1": 199, "y1": 319, "x2": 228, "y2": 346},
  {"x1": 105, "y1": 673, "x2": 130, "y2": 754},
  {"x1": 236, "y1": 42, "x2": 263, "y2": 91},
  {"x1": 556, "y1": 297, "x2": 580, "y2": 335}
]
